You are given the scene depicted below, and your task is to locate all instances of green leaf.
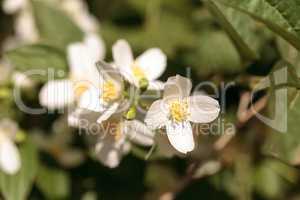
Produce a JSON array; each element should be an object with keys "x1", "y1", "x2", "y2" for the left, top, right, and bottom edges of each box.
[
  {"x1": 0, "y1": 140, "x2": 39, "y2": 200},
  {"x1": 5, "y1": 44, "x2": 67, "y2": 82},
  {"x1": 263, "y1": 61, "x2": 300, "y2": 164},
  {"x1": 217, "y1": 0, "x2": 300, "y2": 51},
  {"x1": 184, "y1": 31, "x2": 242, "y2": 76},
  {"x1": 264, "y1": 89, "x2": 300, "y2": 164},
  {"x1": 36, "y1": 165, "x2": 70, "y2": 199},
  {"x1": 207, "y1": 0, "x2": 273, "y2": 62},
  {"x1": 32, "y1": 0, "x2": 83, "y2": 49}
]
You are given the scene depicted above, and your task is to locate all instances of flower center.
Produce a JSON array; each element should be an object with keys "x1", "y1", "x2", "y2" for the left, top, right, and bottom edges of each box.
[
  {"x1": 74, "y1": 82, "x2": 89, "y2": 99},
  {"x1": 169, "y1": 100, "x2": 189, "y2": 123},
  {"x1": 102, "y1": 80, "x2": 119, "y2": 103},
  {"x1": 131, "y1": 62, "x2": 146, "y2": 80}
]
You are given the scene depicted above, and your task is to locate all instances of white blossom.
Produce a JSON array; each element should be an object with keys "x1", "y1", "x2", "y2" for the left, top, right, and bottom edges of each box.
[{"x1": 145, "y1": 75, "x2": 220, "y2": 154}]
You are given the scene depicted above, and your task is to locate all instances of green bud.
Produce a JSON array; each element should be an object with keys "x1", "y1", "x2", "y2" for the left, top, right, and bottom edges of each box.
[
  {"x1": 139, "y1": 78, "x2": 149, "y2": 91},
  {"x1": 124, "y1": 106, "x2": 136, "y2": 120},
  {"x1": 15, "y1": 130, "x2": 27, "y2": 143},
  {"x1": 0, "y1": 88, "x2": 10, "y2": 99}
]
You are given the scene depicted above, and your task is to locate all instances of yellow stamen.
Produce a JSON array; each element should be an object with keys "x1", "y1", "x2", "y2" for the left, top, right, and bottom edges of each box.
[
  {"x1": 132, "y1": 62, "x2": 146, "y2": 80},
  {"x1": 102, "y1": 80, "x2": 119, "y2": 103},
  {"x1": 169, "y1": 100, "x2": 189, "y2": 123},
  {"x1": 74, "y1": 83, "x2": 89, "y2": 99}
]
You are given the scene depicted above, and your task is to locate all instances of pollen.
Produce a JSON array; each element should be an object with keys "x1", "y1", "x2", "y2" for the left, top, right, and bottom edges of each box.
[
  {"x1": 131, "y1": 62, "x2": 146, "y2": 80},
  {"x1": 169, "y1": 100, "x2": 189, "y2": 123},
  {"x1": 102, "y1": 80, "x2": 119, "y2": 103},
  {"x1": 74, "y1": 83, "x2": 89, "y2": 99}
]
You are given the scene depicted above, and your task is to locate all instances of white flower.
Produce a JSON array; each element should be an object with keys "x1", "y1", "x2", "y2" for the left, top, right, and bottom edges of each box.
[
  {"x1": 3, "y1": 0, "x2": 39, "y2": 43},
  {"x1": 2, "y1": 0, "x2": 26, "y2": 14},
  {"x1": 77, "y1": 61, "x2": 125, "y2": 123},
  {"x1": 96, "y1": 118, "x2": 155, "y2": 168},
  {"x1": 0, "y1": 119, "x2": 21, "y2": 174},
  {"x1": 145, "y1": 75, "x2": 220, "y2": 154},
  {"x1": 112, "y1": 39, "x2": 166, "y2": 90},
  {"x1": 15, "y1": 9, "x2": 39, "y2": 43},
  {"x1": 71, "y1": 109, "x2": 155, "y2": 168},
  {"x1": 61, "y1": 0, "x2": 99, "y2": 34},
  {"x1": 39, "y1": 33, "x2": 105, "y2": 110}
]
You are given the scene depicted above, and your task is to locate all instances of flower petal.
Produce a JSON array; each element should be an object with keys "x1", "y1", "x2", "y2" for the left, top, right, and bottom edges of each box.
[
  {"x1": 39, "y1": 80, "x2": 74, "y2": 109},
  {"x1": 136, "y1": 48, "x2": 166, "y2": 80},
  {"x1": 95, "y1": 135, "x2": 130, "y2": 168},
  {"x1": 84, "y1": 33, "x2": 106, "y2": 62},
  {"x1": 96, "y1": 61, "x2": 123, "y2": 92},
  {"x1": 112, "y1": 39, "x2": 134, "y2": 69},
  {"x1": 68, "y1": 41, "x2": 100, "y2": 84},
  {"x1": 166, "y1": 121, "x2": 194, "y2": 154},
  {"x1": 112, "y1": 40, "x2": 135, "y2": 84},
  {"x1": 78, "y1": 88, "x2": 104, "y2": 112},
  {"x1": 145, "y1": 100, "x2": 169, "y2": 129},
  {"x1": 3, "y1": 0, "x2": 25, "y2": 14},
  {"x1": 96, "y1": 102, "x2": 119, "y2": 124},
  {"x1": 125, "y1": 120, "x2": 155, "y2": 146},
  {"x1": 0, "y1": 137, "x2": 21, "y2": 174},
  {"x1": 148, "y1": 80, "x2": 164, "y2": 91},
  {"x1": 163, "y1": 75, "x2": 192, "y2": 100},
  {"x1": 188, "y1": 95, "x2": 220, "y2": 123}
]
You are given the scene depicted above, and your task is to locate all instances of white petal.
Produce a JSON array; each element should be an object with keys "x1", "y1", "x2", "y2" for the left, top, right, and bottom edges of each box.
[
  {"x1": 96, "y1": 61, "x2": 123, "y2": 91},
  {"x1": 39, "y1": 80, "x2": 74, "y2": 109},
  {"x1": 3, "y1": 0, "x2": 26, "y2": 14},
  {"x1": 112, "y1": 39, "x2": 134, "y2": 82},
  {"x1": 0, "y1": 138, "x2": 21, "y2": 174},
  {"x1": 68, "y1": 108, "x2": 101, "y2": 127},
  {"x1": 15, "y1": 10, "x2": 38, "y2": 42},
  {"x1": 84, "y1": 33, "x2": 106, "y2": 62},
  {"x1": 148, "y1": 80, "x2": 164, "y2": 91},
  {"x1": 125, "y1": 120, "x2": 155, "y2": 146},
  {"x1": 112, "y1": 39, "x2": 134, "y2": 69},
  {"x1": 67, "y1": 40, "x2": 100, "y2": 83},
  {"x1": 136, "y1": 48, "x2": 166, "y2": 81},
  {"x1": 163, "y1": 75, "x2": 192, "y2": 100},
  {"x1": 0, "y1": 119, "x2": 18, "y2": 140},
  {"x1": 96, "y1": 103, "x2": 119, "y2": 123},
  {"x1": 95, "y1": 136, "x2": 129, "y2": 168},
  {"x1": 145, "y1": 100, "x2": 169, "y2": 129},
  {"x1": 78, "y1": 88, "x2": 104, "y2": 112},
  {"x1": 166, "y1": 121, "x2": 194, "y2": 154},
  {"x1": 188, "y1": 95, "x2": 220, "y2": 123},
  {"x1": 67, "y1": 42, "x2": 89, "y2": 77}
]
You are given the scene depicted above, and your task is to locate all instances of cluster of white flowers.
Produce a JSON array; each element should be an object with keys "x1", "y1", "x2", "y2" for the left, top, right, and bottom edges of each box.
[
  {"x1": 39, "y1": 37, "x2": 220, "y2": 167},
  {"x1": 2, "y1": 0, "x2": 220, "y2": 169}
]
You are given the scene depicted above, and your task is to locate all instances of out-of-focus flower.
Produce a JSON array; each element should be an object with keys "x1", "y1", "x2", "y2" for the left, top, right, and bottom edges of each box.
[
  {"x1": 2, "y1": 0, "x2": 26, "y2": 14},
  {"x1": 15, "y1": 9, "x2": 39, "y2": 43},
  {"x1": 32, "y1": 115, "x2": 85, "y2": 168},
  {"x1": 2, "y1": 0, "x2": 39, "y2": 43},
  {"x1": 0, "y1": 119, "x2": 21, "y2": 174},
  {"x1": 145, "y1": 75, "x2": 220, "y2": 154},
  {"x1": 61, "y1": 0, "x2": 99, "y2": 34},
  {"x1": 77, "y1": 61, "x2": 124, "y2": 123},
  {"x1": 12, "y1": 71, "x2": 35, "y2": 89},
  {"x1": 74, "y1": 108, "x2": 155, "y2": 168},
  {"x1": 112, "y1": 39, "x2": 166, "y2": 90},
  {"x1": 39, "y1": 33, "x2": 105, "y2": 110}
]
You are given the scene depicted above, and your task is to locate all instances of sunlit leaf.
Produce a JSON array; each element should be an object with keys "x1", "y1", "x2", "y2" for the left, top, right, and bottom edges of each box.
[
  {"x1": 32, "y1": 0, "x2": 83, "y2": 49},
  {"x1": 5, "y1": 44, "x2": 67, "y2": 82},
  {"x1": 217, "y1": 0, "x2": 300, "y2": 51}
]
